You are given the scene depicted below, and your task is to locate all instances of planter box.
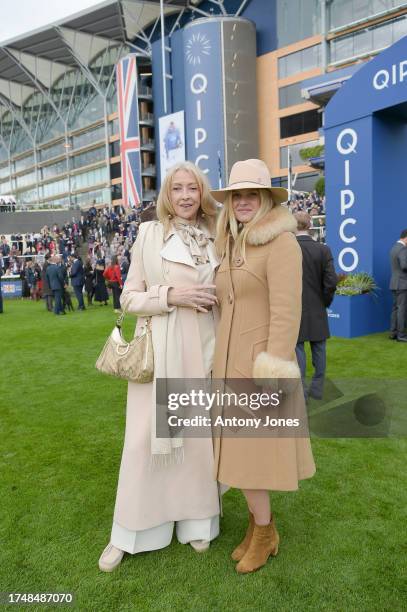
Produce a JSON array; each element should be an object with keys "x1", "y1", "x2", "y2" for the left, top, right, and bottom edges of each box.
[{"x1": 327, "y1": 293, "x2": 389, "y2": 338}]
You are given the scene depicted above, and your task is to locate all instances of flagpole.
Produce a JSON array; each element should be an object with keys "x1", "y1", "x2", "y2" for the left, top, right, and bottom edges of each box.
[
  {"x1": 287, "y1": 144, "x2": 292, "y2": 202},
  {"x1": 160, "y1": 0, "x2": 167, "y2": 114}
]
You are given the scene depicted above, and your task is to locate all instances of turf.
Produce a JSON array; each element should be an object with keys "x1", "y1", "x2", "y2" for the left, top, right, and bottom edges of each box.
[{"x1": 0, "y1": 299, "x2": 406, "y2": 612}]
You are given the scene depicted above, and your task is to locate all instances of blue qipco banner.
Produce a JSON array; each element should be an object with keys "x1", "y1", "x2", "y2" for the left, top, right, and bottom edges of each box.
[
  {"x1": 183, "y1": 21, "x2": 226, "y2": 189},
  {"x1": 325, "y1": 117, "x2": 373, "y2": 275}
]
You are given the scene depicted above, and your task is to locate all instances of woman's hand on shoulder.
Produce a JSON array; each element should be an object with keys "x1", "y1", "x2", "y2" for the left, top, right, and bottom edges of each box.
[{"x1": 167, "y1": 285, "x2": 218, "y2": 313}]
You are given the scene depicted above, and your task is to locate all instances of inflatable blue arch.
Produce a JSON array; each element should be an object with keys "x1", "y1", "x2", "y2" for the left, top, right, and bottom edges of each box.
[{"x1": 325, "y1": 35, "x2": 407, "y2": 338}]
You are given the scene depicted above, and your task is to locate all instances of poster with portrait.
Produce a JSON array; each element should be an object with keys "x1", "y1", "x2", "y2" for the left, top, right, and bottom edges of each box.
[{"x1": 159, "y1": 111, "x2": 185, "y2": 181}]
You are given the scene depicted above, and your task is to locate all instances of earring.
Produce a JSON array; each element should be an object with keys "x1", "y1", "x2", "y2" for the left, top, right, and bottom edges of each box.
[
  {"x1": 168, "y1": 213, "x2": 172, "y2": 219},
  {"x1": 201, "y1": 211, "x2": 205, "y2": 218}
]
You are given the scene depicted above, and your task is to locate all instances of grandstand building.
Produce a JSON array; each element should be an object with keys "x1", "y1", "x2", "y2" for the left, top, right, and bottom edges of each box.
[{"x1": 0, "y1": 0, "x2": 406, "y2": 211}]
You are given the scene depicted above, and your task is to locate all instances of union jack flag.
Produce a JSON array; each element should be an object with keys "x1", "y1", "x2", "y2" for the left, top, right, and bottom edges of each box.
[{"x1": 116, "y1": 54, "x2": 142, "y2": 208}]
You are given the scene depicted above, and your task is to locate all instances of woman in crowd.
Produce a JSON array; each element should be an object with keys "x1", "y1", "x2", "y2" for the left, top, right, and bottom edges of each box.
[
  {"x1": 84, "y1": 257, "x2": 95, "y2": 306},
  {"x1": 25, "y1": 261, "x2": 37, "y2": 300},
  {"x1": 103, "y1": 255, "x2": 123, "y2": 313},
  {"x1": 93, "y1": 258, "x2": 109, "y2": 306},
  {"x1": 211, "y1": 159, "x2": 315, "y2": 574},
  {"x1": 98, "y1": 161, "x2": 220, "y2": 572}
]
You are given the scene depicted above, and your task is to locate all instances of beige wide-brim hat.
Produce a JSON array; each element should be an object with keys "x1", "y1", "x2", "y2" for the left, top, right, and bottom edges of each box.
[{"x1": 210, "y1": 158, "x2": 288, "y2": 205}]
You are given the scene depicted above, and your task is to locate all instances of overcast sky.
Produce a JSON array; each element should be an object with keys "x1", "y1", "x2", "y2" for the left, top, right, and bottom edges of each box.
[{"x1": 0, "y1": 0, "x2": 105, "y2": 43}]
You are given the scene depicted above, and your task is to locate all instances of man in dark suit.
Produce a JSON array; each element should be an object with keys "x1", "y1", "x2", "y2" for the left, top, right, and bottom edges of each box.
[
  {"x1": 46, "y1": 255, "x2": 66, "y2": 315},
  {"x1": 41, "y1": 255, "x2": 53, "y2": 312},
  {"x1": 294, "y1": 212, "x2": 337, "y2": 400},
  {"x1": 70, "y1": 254, "x2": 85, "y2": 311},
  {"x1": 389, "y1": 229, "x2": 407, "y2": 342}
]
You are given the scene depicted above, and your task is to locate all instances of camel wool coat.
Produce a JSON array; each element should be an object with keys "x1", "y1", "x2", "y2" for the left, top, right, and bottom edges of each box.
[{"x1": 212, "y1": 206, "x2": 316, "y2": 490}]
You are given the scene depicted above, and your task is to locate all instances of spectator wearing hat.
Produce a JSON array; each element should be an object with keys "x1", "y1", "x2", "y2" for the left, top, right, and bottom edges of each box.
[{"x1": 294, "y1": 212, "x2": 337, "y2": 400}]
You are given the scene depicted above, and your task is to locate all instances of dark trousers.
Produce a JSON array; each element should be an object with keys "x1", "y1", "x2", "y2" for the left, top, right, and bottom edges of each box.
[
  {"x1": 295, "y1": 340, "x2": 326, "y2": 400},
  {"x1": 111, "y1": 282, "x2": 122, "y2": 309},
  {"x1": 390, "y1": 290, "x2": 407, "y2": 337},
  {"x1": 45, "y1": 294, "x2": 53, "y2": 311},
  {"x1": 73, "y1": 284, "x2": 85, "y2": 310},
  {"x1": 0, "y1": 286, "x2": 3, "y2": 313},
  {"x1": 53, "y1": 289, "x2": 64, "y2": 314}
]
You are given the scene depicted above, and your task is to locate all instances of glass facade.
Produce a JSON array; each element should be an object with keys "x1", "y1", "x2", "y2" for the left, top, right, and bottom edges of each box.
[
  {"x1": 276, "y1": 171, "x2": 320, "y2": 192},
  {"x1": 41, "y1": 178, "x2": 69, "y2": 200},
  {"x1": 330, "y1": 14, "x2": 407, "y2": 63},
  {"x1": 328, "y1": 0, "x2": 407, "y2": 30},
  {"x1": 72, "y1": 125, "x2": 105, "y2": 150},
  {"x1": 109, "y1": 140, "x2": 120, "y2": 158},
  {"x1": 0, "y1": 179, "x2": 12, "y2": 195},
  {"x1": 15, "y1": 154, "x2": 34, "y2": 173},
  {"x1": 73, "y1": 188, "x2": 106, "y2": 207},
  {"x1": 278, "y1": 45, "x2": 322, "y2": 79},
  {"x1": 42, "y1": 160, "x2": 67, "y2": 181},
  {"x1": 109, "y1": 117, "x2": 119, "y2": 136},
  {"x1": 279, "y1": 82, "x2": 305, "y2": 108},
  {"x1": 280, "y1": 109, "x2": 322, "y2": 138},
  {"x1": 71, "y1": 166, "x2": 109, "y2": 192},
  {"x1": 277, "y1": 0, "x2": 321, "y2": 47},
  {"x1": 0, "y1": 164, "x2": 9, "y2": 180},
  {"x1": 72, "y1": 146, "x2": 106, "y2": 169},
  {"x1": 280, "y1": 139, "x2": 321, "y2": 168},
  {"x1": 40, "y1": 141, "x2": 65, "y2": 163},
  {"x1": 16, "y1": 171, "x2": 36, "y2": 189},
  {"x1": 16, "y1": 186, "x2": 38, "y2": 205},
  {"x1": 0, "y1": 44, "x2": 127, "y2": 210}
]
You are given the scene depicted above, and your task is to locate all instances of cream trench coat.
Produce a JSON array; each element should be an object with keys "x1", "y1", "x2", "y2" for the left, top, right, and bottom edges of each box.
[
  {"x1": 212, "y1": 206, "x2": 316, "y2": 490},
  {"x1": 113, "y1": 221, "x2": 220, "y2": 532}
]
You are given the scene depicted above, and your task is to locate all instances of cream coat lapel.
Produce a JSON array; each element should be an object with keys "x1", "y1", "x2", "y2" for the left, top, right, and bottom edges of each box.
[{"x1": 160, "y1": 232, "x2": 195, "y2": 268}]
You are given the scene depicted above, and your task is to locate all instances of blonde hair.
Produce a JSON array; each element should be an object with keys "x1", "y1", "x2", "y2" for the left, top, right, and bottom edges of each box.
[
  {"x1": 215, "y1": 189, "x2": 275, "y2": 261},
  {"x1": 156, "y1": 161, "x2": 218, "y2": 234}
]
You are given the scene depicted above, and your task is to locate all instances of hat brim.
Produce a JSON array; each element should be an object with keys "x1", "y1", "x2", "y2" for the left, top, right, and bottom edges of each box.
[{"x1": 210, "y1": 182, "x2": 289, "y2": 205}]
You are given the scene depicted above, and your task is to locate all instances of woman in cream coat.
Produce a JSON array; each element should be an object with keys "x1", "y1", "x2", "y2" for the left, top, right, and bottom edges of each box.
[
  {"x1": 99, "y1": 162, "x2": 220, "y2": 571},
  {"x1": 211, "y1": 159, "x2": 316, "y2": 574}
]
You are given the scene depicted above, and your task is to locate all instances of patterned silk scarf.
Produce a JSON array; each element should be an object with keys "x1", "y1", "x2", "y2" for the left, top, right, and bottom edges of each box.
[{"x1": 173, "y1": 218, "x2": 210, "y2": 264}]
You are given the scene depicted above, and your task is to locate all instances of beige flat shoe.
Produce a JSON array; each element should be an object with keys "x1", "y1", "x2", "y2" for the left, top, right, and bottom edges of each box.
[
  {"x1": 190, "y1": 540, "x2": 210, "y2": 552},
  {"x1": 98, "y1": 543, "x2": 124, "y2": 572}
]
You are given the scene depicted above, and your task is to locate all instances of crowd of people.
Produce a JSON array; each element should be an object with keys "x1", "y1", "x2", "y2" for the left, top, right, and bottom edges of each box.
[
  {"x1": 288, "y1": 191, "x2": 326, "y2": 243},
  {"x1": 0, "y1": 194, "x2": 326, "y2": 314},
  {"x1": 0, "y1": 203, "x2": 157, "y2": 314},
  {"x1": 0, "y1": 198, "x2": 16, "y2": 212}
]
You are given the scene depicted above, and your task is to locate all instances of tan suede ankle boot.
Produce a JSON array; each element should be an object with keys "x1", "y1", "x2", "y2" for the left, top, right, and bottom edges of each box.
[
  {"x1": 231, "y1": 512, "x2": 255, "y2": 561},
  {"x1": 235, "y1": 518, "x2": 279, "y2": 574}
]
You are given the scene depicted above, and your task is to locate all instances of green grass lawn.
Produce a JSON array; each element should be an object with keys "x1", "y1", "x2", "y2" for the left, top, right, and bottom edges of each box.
[{"x1": 1, "y1": 299, "x2": 406, "y2": 611}]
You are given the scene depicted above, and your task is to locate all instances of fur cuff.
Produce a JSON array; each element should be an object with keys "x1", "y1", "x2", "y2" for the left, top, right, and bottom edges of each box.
[
  {"x1": 253, "y1": 352, "x2": 300, "y2": 386},
  {"x1": 253, "y1": 352, "x2": 301, "y2": 393}
]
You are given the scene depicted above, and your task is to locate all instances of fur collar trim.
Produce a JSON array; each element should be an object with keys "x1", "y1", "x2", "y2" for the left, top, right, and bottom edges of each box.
[{"x1": 246, "y1": 206, "x2": 297, "y2": 246}]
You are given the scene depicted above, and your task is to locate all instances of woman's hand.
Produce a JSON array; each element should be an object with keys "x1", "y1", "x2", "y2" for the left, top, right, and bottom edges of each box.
[{"x1": 167, "y1": 285, "x2": 218, "y2": 313}]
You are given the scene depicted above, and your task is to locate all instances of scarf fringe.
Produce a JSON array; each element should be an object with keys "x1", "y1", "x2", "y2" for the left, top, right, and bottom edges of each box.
[{"x1": 150, "y1": 446, "x2": 185, "y2": 471}]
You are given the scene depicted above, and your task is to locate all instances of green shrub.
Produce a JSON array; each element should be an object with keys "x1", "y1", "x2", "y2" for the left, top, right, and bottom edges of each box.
[
  {"x1": 299, "y1": 144, "x2": 325, "y2": 160},
  {"x1": 336, "y1": 272, "x2": 377, "y2": 296},
  {"x1": 314, "y1": 176, "x2": 325, "y2": 197}
]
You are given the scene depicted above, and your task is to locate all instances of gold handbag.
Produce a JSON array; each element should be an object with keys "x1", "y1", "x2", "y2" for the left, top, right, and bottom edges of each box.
[{"x1": 95, "y1": 313, "x2": 154, "y2": 383}]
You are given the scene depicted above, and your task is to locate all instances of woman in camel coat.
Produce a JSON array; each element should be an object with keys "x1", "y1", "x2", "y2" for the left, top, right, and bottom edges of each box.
[
  {"x1": 98, "y1": 162, "x2": 220, "y2": 571},
  {"x1": 211, "y1": 159, "x2": 315, "y2": 574}
]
